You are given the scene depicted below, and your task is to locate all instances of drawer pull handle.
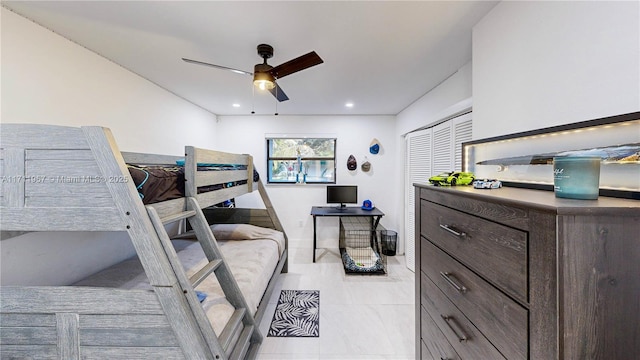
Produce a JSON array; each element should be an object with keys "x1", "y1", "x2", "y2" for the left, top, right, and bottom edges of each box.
[
  {"x1": 441, "y1": 315, "x2": 468, "y2": 342},
  {"x1": 439, "y1": 224, "x2": 466, "y2": 237},
  {"x1": 440, "y1": 272, "x2": 467, "y2": 293}
]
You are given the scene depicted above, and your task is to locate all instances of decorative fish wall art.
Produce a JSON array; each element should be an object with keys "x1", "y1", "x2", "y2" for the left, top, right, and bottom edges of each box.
[{"x1": 476, "y1": 143, "x2": 640, "y2": 170}]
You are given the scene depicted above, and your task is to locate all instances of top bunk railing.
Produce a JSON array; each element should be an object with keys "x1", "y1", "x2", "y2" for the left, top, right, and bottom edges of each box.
[{"x1": 0, "y1": 124, "x2": 258, "y2": 232}]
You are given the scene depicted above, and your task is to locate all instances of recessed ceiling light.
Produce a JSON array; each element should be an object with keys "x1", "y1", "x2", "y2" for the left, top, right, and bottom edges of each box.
[
  {"x1": 232, "y1": 103, "x2": 240, "y2": 108},
  {"x1": 345, "y1": 102, "x2": 354, "y2": 108}
]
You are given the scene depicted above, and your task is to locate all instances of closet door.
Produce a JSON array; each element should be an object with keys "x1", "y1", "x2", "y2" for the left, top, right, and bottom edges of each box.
[
  {"x1": 404, "y1": 129, "x2": 432, "y2": 272},
  {"x1": 432, "y1": 112, "x2": 473, "y2": 173},
  {"x1": 404, "y1": 112, "x2": 472, "y2": 272},
  {"x1": 432, "y1": 121, "x2": 453, "y2": 174},
  {"x1": 452, "y1": 112, "x2": 473, "y2": 171}
]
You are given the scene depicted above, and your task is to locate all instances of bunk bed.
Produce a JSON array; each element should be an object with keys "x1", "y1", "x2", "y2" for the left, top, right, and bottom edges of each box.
[{"x1": 0, "y1": 124, "x2": 289, "y2": 360}]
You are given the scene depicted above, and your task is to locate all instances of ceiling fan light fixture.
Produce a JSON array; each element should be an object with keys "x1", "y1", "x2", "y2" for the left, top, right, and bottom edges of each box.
[{"x1": 253, "y1": 72, "x2": 275, "y2": 91}]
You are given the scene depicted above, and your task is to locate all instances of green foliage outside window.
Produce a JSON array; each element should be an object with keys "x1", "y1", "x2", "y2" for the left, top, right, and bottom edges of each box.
[{"x1": 267, "y1": 138, "x2": 336, "y2": 183}]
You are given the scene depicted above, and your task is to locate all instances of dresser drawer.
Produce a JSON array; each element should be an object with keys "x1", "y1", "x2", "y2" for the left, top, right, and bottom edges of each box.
[
  {"x1": 421, "y1": 238, "x2": 528, "y2": 359},
  {"x1": 421, "y1": 306, "x2": 460, "y2": 360},
  {"x1": 420, "y1": 273, "x2": 506, "y2": 360},
  {"x1": 420, "y1": 199, "x2": 528, "y2": 301}
]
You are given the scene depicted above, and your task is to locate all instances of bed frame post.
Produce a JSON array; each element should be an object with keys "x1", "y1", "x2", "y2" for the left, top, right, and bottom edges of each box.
[{"x1": 258, "y1": 180, "x2": 288, "y2": 273}]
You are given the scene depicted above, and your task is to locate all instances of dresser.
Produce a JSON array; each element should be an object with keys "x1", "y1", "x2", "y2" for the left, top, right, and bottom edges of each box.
[{"x1": 414, "y1": 184, "x2": 640, "y2": 360}]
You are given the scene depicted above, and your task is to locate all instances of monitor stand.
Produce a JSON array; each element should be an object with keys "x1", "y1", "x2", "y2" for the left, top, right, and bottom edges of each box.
[{"x1": 334, "y1": 203, "x2": 348, "y2": 211}]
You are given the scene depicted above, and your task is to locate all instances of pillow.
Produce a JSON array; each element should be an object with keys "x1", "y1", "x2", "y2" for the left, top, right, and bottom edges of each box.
[{"x1": 210, "y1": 223, "x2": 280, "y2": 241}]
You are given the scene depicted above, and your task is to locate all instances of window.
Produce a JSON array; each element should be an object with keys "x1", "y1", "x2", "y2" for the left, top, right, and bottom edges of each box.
[{"x1": 267, "y1": 137, "x2": 336, "y2": 184}]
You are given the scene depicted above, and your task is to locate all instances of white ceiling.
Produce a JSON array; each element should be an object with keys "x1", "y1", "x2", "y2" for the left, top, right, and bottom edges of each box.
[{"x1": 3, "y1": 1, "x2": 498, "y2": 116}]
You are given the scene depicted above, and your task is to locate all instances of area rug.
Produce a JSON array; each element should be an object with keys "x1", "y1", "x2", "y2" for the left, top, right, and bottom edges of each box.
[{"x1": 267, "y1": 290, "x2": 319, "y2": 337}]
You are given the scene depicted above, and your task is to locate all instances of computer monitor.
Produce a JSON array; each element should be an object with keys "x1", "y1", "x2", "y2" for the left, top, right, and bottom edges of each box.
[{"x1": 326, "y1": 185, "x2": 358, "y2": 209}]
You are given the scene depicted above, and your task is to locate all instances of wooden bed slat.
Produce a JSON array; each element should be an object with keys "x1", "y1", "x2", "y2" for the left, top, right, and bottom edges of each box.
[
  {"x1": 0, "y1": 208, "x2": 125, "y2": 231},
  {"x1": 196, "y1": 186, "x2": 248, "y2": 210},
  {"x1": 188, "y1": 147, "x2": 250, "y2": 166},
  {"x1": 0, "y1": 314, "x2": 56, "y2": 327},
  {"x1": 0, "y1": 326, "x2": 57, "y2": 345},
  {"x1": 195, "y1": 170, "x2": 248, "y2": 188},
  {"x1": 0, "y1": 124, "x2": 89, "y2": 149},
  {"x1": 0, "y1": 287, "x2": 163, "y2": 314},
  {"x1": 0, "y1": 345, "x2": 58, "y2": 359},
  {"x1": 25, "y1": 196, "x2": 115, "y2": 208},
  {"x1": 79, "y1": 327, "x2": 179, "y2": 347},
  {"x1": 79, "y1": 314, "x2": 171, "y2": 328},
  {"x1": 25, "y1": 149, "x2": 94, "y2": 160},
  {"x1": 80, "y1": 346, "x2": 185, "y2": 360},
  {"x1": 25, "y1": 159, "x2": 102, "y2": 176},
  {"x1": 122, "y1": 151, "x2": 182, "y2": 165},
  {"x1": 26, "y1": 182, "x2": 112, "y2": 197}
]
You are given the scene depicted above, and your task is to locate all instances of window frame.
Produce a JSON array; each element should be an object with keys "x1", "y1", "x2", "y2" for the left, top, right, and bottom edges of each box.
[{"x1": 266, "y1": 137, "x2": 337, "y2": 184}]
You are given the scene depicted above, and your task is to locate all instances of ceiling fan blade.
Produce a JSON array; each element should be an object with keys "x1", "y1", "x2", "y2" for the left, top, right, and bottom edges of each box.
[
  {"x1": 270, "y1": 51, "x2": 323, "y2": 79},
  {"x1": 182, "y1": 58, "x2": 252, "y2": 76},
  {"x1": 269, "y1": 82, "x2": 289, "y2": 102}
]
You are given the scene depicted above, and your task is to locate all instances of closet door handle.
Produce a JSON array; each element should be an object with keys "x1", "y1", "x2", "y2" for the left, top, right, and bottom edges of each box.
[
  {"x1": 440, "y1": 272, "x2": 467, "y2": 293},
  {"x1": 441, "y1": 315, "x2": 468, "y2": 342},
  {"x1": 439, "y1": 224, "x2": 466, "y2": 237}
]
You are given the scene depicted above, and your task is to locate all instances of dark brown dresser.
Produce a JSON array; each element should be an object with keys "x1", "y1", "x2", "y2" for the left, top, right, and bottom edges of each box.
[{"x1": 414, "y1": 184, "x2": 640, "y2": 360}]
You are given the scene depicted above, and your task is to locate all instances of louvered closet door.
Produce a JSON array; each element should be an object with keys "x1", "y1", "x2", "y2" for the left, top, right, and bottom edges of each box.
[
  {"x1": 452, "y1": 112, "x2": 473, "y2": 170},
  {"x1": 432, "y1": 122, "x2": 452, "y2": 174},
  {"x1": 404, "y1": 112, "x2": 472, "y2": 272},
  {"x1": 404, "y1": 129, "x2": 431, "y2": 272}
]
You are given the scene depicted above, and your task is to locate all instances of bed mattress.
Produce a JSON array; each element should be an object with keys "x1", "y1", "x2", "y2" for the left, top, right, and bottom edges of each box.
[{"x1": 74, "y1": 224, "x2": 284, "y2": 334}]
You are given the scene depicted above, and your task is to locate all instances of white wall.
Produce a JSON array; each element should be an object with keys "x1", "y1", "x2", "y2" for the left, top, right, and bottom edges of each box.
[
  {"x1": 396, "y1": 62, "x2": 473, "y2": 136},
  {"x1": 473, "y1": 1, "x2": 640, "y2": 139},
  {"x1": 1, "y1": 8, "x2": 218, "y2": 285},
  {"x1": 214, "y1": 115, "x2": 397, "y2": 252}
]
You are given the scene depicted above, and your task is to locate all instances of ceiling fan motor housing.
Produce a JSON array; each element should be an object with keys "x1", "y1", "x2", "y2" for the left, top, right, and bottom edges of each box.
[
  {"x1": 254, "y1": 63, "x2": 273, "y2": 73},
  {"x1": 257, "y1": 44, "x2": 274, "y2": 59}
]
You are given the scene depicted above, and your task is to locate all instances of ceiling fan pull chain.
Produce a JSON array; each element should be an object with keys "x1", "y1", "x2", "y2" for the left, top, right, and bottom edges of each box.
[
  {"x1": 275, "y1": 83, "x2": 279, "y2": 116},
  {"x1": 251, "y1": 81, "x2": 256, "y2": 114}
]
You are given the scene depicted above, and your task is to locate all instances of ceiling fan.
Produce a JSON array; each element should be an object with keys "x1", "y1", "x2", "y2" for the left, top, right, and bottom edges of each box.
[{"x1": 182, "y1": 44, "x2": 323, "y2": 102}]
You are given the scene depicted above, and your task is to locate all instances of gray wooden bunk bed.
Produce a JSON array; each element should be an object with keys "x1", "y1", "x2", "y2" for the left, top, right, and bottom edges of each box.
[{"x1": 0, "y1": 124, "x2": 289, "y2": 359}]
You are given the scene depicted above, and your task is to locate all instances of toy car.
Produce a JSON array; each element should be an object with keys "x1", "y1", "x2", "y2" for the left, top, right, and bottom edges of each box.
[
  {"x1": 473, "y1": 179, "x2": 502, "y2": 189},
  {"x1": 428, "y1": 171, "x2": 475, "y2": 186}
]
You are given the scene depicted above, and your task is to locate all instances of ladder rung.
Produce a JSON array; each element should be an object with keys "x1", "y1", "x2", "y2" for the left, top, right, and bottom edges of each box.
[
  {"x1": 229, "y1": 324, "x2": 254, "y2": 360},
  {"x1": 189, "y1": 259, "x2": 223, "y2": 288},
  {"x1": 219, "y1": 308, "x2": 247, "y2": 353},
  {"x1": 160, "y1": 210, "x2": 197, "y2": 224}
]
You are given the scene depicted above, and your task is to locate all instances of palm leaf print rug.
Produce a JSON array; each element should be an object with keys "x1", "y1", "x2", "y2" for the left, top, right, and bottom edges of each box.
[{"x1": 267, "y1": 290, "x2": 319, "y2": 337}]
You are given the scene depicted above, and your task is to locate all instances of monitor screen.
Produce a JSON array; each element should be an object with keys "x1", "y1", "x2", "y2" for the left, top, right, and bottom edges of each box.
[{"x1": 326, "y1": 185, "x2": 358, "y2": 207}]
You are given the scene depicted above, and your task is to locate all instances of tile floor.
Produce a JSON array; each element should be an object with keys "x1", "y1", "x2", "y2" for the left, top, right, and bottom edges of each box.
[{"x1": 256, "y1": 238, "x2": 416, "y2": 360}]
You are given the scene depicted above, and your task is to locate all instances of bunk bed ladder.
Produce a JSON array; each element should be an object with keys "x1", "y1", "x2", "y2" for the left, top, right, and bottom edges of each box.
[{"x1": 146, "y1": 197, "x2": 262, "y2": 360}]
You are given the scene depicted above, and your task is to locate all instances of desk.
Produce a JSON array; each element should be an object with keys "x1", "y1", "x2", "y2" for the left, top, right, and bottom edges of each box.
[{"x1": 310, "y1": 206, "x2": 385, "y2": 262}]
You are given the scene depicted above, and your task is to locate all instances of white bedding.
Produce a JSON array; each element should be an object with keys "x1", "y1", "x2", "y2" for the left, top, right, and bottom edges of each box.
[{"x1": 74, "y1": 224, "x2": 285, "y2": 334}]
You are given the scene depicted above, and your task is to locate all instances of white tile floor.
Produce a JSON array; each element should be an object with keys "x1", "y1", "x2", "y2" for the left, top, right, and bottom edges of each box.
[{"x1": 257, "y1": 238, "x2": 416, "y2": 360}]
